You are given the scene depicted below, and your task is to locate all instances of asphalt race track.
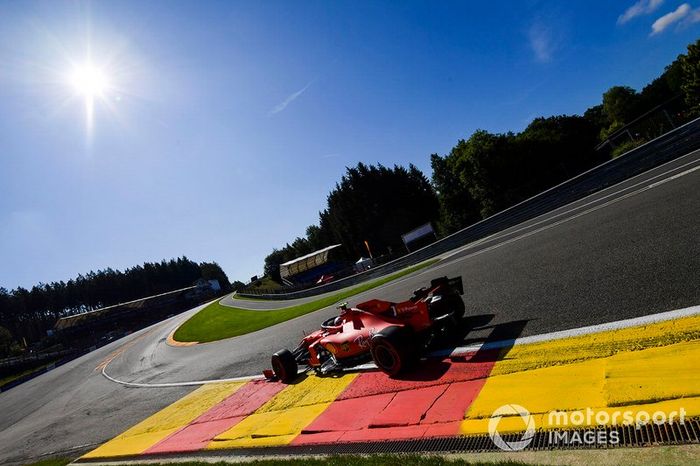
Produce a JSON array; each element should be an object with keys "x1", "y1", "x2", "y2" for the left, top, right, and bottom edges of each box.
[{"x1": 1, "y1": 149, "x2": 699, "y2": 465}]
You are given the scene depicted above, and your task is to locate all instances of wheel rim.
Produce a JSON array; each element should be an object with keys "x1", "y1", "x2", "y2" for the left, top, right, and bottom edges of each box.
[
  {"x1": 272, "y1": 357, "x2": 285, "y2": 379},
  {"x1": 373, "y1": 343, "x2": 399, "y2": 372}
]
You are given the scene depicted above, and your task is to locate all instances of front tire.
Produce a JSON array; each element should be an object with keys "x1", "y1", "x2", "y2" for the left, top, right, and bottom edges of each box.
[
  {"x1": 370, "y1": 326, "x2": 416, "y2": 376},
  {"x1": 271, "y1": 349, "x2": 298, "y2": 383}
]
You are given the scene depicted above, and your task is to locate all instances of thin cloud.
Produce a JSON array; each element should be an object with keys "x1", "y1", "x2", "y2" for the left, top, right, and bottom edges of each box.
[
  {"x1": 680, "y1": 6, "x2": 700, "y2": 27},
  {"x1": 618, "y1": 0, "x2": 664, "y2": 24},
  {"x1": 651, "y1": 3, "x2": 691, "y2": 35},
  {"x1": 528, "y1": 23, "x2": 554, "y2": 63},
  {"x1": 268, "y1": 81, "x2": 313, "y2": 116}
]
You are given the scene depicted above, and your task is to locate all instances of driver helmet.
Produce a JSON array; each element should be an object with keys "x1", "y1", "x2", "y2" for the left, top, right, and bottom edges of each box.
[{"x1": 334, "y1": 302, "x2": 349, "y2": 325}]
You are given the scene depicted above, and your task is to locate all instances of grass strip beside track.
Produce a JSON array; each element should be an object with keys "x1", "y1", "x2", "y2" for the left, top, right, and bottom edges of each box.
[
  {"x1": 173, "y1": 260, "x2": 438, "y2": 343},
  {"x1": 36, "y1": 446, "x2": 700, "y2": 466},
  {"x1": 23, "y1": 459, "x2": 71, "y2": 466},
  {"x1": 240, "y1": 276, "x2": 284, "y2": 296}
]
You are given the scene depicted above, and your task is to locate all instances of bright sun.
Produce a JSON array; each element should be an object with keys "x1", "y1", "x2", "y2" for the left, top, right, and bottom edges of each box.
[{"x1": 70, "y1": 63, "x2": 109, "y2": 98}]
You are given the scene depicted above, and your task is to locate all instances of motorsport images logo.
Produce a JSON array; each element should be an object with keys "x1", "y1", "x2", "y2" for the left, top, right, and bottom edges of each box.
[
  {"x1": 488, "y1": 404, "x2": 687, "y2": 450},
  {"x1": 488, "y1": 404, "x2": 536, "y2": 451}
]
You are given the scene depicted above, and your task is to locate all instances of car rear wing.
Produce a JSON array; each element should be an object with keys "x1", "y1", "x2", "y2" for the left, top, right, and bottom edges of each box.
[
  {"x1": 448, "y1": 276, "x2": 464, "y2": 295},
  {"x1": 430, "y1": 276, "x2": 464, "y2": 295}
]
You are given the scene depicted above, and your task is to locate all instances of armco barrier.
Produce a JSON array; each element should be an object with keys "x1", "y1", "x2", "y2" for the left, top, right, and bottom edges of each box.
[
  {"x1": 0, "y1": 348, "x2": 86, "y2": 393},
  {"x1": 240, "y1": 117, "x2": 700, "y2": 300}
]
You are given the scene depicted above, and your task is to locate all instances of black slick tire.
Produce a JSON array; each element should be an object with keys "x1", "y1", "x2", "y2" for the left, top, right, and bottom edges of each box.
[
  {"x1": 370, "y1": 326, "x2": 416, "y2": 376},
  {"x1": 271, "y1": 349, "x2": 297, "y2": 383}
]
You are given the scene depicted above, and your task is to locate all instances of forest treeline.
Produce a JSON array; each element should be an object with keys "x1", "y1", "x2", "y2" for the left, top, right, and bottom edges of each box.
[
  {"x1": 263, "y1": 39, "x2": 700, "y2": 281},
  {"x1": 0, "y1": 257, "x2": 238, "y2": 353}
]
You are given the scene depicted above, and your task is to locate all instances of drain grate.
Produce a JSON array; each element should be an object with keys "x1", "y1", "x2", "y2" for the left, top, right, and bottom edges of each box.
[
  {"x1": 231, "y1": 418, "x2": 698, "y2": 456},
  {"x1": 232, "y1": 418, "x2": 699, "y2": 456},
  {"x1": 75, "y1": 418, "x2": 700, "y2": 463}
]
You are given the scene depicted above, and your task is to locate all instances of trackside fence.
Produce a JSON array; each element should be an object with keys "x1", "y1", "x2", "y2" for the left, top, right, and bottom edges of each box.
[{"x1": 240, "y1": 116, "x2": 700, "y2": 300}]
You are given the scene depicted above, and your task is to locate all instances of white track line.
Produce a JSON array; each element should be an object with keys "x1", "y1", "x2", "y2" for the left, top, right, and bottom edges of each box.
[
  {"x1": 102, "y1": 304, "x2": 700, "y2": 388},
  {"x1": 441, "y1": 304, "x2": 700, "y2": 357},
  {"x1": 101, "y1": 366, "x2": 263, "y2": 388},
  {"x1": 648, "y1": 164, "x2": 700, "y2": 188},
  {"x1": 423, "y1": 160, "x2": 700, "y2": 276}
]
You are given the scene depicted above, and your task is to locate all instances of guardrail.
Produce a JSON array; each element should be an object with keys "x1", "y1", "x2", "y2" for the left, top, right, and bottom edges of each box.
[
  {"x1": 240, "y1": 116, "x2": 700, "y2": 300},
  {"x1": 0, "y1": 348, "x2": 88, "y2": 393},
  {"x1": 0, "y1": 349, "x2": 74, "y2": 370}
]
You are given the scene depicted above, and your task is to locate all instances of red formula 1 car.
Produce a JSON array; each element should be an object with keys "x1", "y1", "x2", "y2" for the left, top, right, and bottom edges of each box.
[{"x1": 270, "y1": 276, "x2": 465, "y2": 383}]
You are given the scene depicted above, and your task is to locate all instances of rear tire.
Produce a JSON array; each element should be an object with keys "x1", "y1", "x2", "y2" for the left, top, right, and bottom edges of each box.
[
  {"x1": 370, "y1": 326, "x2": 416, "y2": 376},
  {"x1": 447, "y1": 294, "x2": 465, "y2": 320},
  {"x1": 271, "y1": 349, "x2": 297, "y2": 383}
]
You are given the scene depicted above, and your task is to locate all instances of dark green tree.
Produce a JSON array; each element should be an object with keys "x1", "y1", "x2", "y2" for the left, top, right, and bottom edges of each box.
[
  {"x1": 442, "y1": 130, "x2": 518, "y2": 218},
  {"x1": 431, "y1": 116, "x2": 600, "y2": 230},
  {"x1": 600, "y1": 86, "x2": 641, "y2": 139},
  {"x1": 230, "y1": 281, "x2": 246, "y2": 291},
  {"x1": 0, "y1": 325, "x2": 14, "y2": 357},
  {"x1": 640, "y1": 58, "x2": 683, "y2": 111},
  {"x1": 518, "y1": 115, "x2": 601, "y2": 177},
  {"x1": 305, "y1": 224, "x2": 331, "y2": 251},
  {"x1": 199, "y1": 262, "x2": 232, "y2": 292},
  {"x1": 263, "y1": 163, "x2": 440, "y2": 279},
  {"x1": 583, "y1": 104, "x2": 609, "y2": 135},
  {"x1": 430, "y1": 152, "x2": 480, "y2": 234},
  {"x1": 264, "y1": 248, "x2": 290, "y2": 282},
  {"x1": 0, "y1": 256, "x2": 237, "y2": 344},
  {"x1": 320, "y1": 163, "x2": 439, "y2": 257},
  {"x1": 681, "y1": 39, "x2": 700, "y2": 117},
  {"x1": 603, "y1": 86, "x2": 640, "y2": 123}
]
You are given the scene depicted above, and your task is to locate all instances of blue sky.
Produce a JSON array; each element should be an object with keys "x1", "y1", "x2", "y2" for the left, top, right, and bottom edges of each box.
[{"x1": 1, "y1": 0, "x2": 698, "y2": 289}]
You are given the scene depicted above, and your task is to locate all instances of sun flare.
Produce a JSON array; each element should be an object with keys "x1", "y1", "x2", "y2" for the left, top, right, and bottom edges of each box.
[{"x1": 70, "y1": 63, "x2": 109, "y2": 98}]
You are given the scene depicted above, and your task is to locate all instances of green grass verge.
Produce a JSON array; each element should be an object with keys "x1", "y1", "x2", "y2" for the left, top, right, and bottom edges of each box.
[
  {"x1": 231, "y1": 292, "x2": 271, "y2": 301},
  {"x1": 245, "y1": 276, "x2": 283, "y2": 292},
  {"x1": 23, "y1": 458, "x2": 71, "y2": 466},
  {"x1": 173, "y1": 259, "x2": 439, "y2": 343}
]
